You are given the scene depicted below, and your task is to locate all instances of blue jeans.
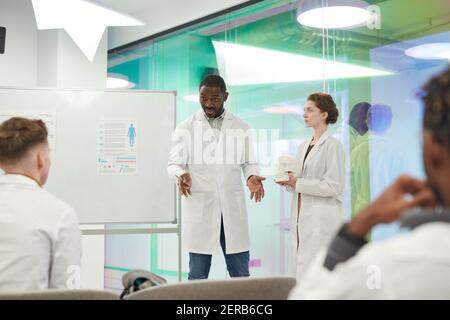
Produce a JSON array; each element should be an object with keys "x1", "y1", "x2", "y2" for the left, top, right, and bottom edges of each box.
[{"x1": 188, "y1": 218, "x2": 250, "y2": 280}]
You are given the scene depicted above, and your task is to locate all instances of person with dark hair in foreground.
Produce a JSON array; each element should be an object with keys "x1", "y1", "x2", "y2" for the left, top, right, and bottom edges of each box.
[{"x1": 290, "y1": 68, "x2": 450, "y2": 299}]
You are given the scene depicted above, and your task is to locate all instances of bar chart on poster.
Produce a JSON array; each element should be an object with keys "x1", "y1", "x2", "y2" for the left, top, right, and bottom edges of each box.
[{"x1": 0, "y1": 87, "x2": 176, "y2": 224}]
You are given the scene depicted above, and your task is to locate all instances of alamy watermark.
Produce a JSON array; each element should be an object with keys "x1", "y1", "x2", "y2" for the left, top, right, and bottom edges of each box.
[
  {"x1": 170, "y1": 126, "x2": 281, "y2": 168},
  {"x1": 66, "y1": 265, "x2": 81, "y2": 289},
  {"x1": 366, "y1": 265, "x2": 382, "y2": 290},
  {"x1": 366, "y1": 5, "x2": 381, "y2": 30}
]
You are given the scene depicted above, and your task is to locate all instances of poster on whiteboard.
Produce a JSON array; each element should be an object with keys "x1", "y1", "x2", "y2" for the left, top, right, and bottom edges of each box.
[{"x1": 97, "y1": 120, "x2": 138, "y2": 175}]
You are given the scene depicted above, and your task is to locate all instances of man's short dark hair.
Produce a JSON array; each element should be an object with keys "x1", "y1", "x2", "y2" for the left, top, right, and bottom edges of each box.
[
  {"x1": 0, "y1": 117, "x2": 48, "y2": 165},
  {"x1": 199, "y1": 74, "x2": 227, "y2": 93},
  {"x1": 421, "y1": 66, "x2": 450, "y2": 152}
]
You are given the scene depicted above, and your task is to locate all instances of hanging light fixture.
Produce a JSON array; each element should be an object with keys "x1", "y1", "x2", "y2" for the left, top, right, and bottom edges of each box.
[
  {"x1": 405, "y1": 43, "x2": 450, "y2": 60},
  {"x1": 296, "y1": 0, "x2": 371, "y2": 29},
  {"x1": 106, "y1": 73, "x2": 135, "y2": 89}
]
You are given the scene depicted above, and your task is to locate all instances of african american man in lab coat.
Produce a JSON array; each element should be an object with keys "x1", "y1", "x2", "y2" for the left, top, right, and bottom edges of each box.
[{"x1": 168, "y1": 75, "x2": 265, "y2": 280}]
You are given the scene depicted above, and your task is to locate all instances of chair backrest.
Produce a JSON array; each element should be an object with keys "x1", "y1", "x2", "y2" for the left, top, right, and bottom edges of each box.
[
  {"x1": 0, "y1": 289, "x2": 119, "y2": 300},
  {"x1": 125, "y1": 276, "x2": 296, "y2": 300}
]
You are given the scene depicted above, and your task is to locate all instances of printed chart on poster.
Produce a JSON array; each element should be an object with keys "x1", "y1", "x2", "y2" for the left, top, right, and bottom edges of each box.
[
  {"x1": 98, "y1": 120, "x2": 138, "y2": 175},
  {"x1": 0, "y1": 87, "x2": 176, "y2": 224}
]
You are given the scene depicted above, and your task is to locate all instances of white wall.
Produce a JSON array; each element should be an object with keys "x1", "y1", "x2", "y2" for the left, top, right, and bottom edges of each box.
[
  {"x1": 106, "y1": 0, "x2": 249, "y2": 49},
  {"x1": 0, "y1": 0, "x2": 107, "y2": 290},
  {"x1": 0, "y1": 0, "x2": 37, "y2": 87},
  {"x1": 0, "y1": 0, "x2": 107, "y2": 88},
  {"x1": 37, "y1": 30, "x2": 107, "y2": 88}
]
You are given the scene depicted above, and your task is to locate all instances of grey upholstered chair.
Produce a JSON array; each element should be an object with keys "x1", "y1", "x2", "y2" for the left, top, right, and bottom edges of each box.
[{"x1": 125, "y1": 276, "x2": 296, "y2": 300}]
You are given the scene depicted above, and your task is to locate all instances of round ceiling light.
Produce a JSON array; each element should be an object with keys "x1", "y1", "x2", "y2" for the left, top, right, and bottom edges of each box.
[
  {"x1": 106, "y1": 73, "x2": 135, "y2": 89},
  {"x1": 297, "y1": 0, "x2": 371, "y2": 29},
  {"x1": 405, "y1": 43, "x2": 450, "y2": 60}
]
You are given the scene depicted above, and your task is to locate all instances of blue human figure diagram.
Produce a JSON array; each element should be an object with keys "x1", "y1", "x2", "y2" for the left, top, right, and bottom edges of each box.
[{"x1": 127, "y1": 123, "x2": 136, "y2": 147}]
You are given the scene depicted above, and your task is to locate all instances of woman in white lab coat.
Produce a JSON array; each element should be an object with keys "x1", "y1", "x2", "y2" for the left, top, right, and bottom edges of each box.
[{"x1": 277, "y1": 93, "x2": 345, "y2": 281}]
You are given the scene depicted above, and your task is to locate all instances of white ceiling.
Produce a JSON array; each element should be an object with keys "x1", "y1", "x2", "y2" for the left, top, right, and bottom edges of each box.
[
  {"x1": 100, "y1": 0, "x2": 250, "y2": 49},
  {"x1": 99, "y1": 0, "x2": 167, "y2": 15}
]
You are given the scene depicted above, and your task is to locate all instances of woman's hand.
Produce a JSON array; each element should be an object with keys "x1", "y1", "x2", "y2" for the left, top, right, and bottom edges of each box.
[{"x1": 276, "y1": 172, "x2": 297, "y2": 188}]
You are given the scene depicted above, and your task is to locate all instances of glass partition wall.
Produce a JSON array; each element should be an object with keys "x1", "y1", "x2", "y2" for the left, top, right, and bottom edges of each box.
[{"x1": 105, "y1": 0, "x2": 450, "y2": 288}]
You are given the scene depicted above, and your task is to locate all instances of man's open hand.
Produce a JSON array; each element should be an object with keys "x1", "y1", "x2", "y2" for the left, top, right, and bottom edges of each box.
[{"x1": 247, "y1": 175, "x2": 266, "y2": 203}]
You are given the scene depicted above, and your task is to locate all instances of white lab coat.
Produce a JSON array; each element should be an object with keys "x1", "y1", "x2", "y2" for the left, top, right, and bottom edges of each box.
[
  {"x1": 288, "y1": 130, "x2": 345, "y2": 281},
  {"x1": 289, "y1": 222, "x2": 450, "y2": 299},
  {"x1": 0, "y1": 174, "x2": 81, "y2": 292},
  {"x1": 167, "y1": 109, "x2": 259, "y2": 254}
]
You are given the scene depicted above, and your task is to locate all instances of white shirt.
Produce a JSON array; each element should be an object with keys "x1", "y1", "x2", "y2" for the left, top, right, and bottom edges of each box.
[
  {"x1": 289, "y1": 222, "x2": 450, "y2": 299},
  {"x1": 0, "y1": 174, "x2": 81, "y2": 292},
  {"x1": 205, "y1": 109, "x2": 225, "y2": 131}
]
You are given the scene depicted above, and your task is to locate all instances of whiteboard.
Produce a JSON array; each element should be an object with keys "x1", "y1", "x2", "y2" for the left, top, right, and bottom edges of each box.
[{"x1": 0, "y1": 87, "x2": 176, "y2": 224}]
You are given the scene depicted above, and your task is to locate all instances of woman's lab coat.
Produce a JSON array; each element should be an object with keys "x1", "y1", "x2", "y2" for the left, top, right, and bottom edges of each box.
[
  {"x1": 289, "y1": 130, "x2": 345, "y2": 281},
  {"x1": 167, "y1": 109, "x2": 259, "y2": 255}
]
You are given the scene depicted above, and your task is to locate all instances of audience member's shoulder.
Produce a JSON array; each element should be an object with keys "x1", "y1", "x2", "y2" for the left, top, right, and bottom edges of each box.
[
  {"x1": 407, "y1": 222, "x2": 450, "y2": 252},
  {"x1": 35, "y1": 187, "x2": 77, "y2": 217},
  {"x1": 362, "y1": 222, "x2": 450, "y2": 262}
]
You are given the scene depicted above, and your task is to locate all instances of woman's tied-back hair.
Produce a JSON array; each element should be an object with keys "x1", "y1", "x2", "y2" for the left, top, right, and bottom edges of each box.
[
  {"x1": 421, "y1": 67, "x2": 450, "y2": 153},
  {"x1": 0, "y1": 117, "x2": 48, "y2": 165},
  {"x1": 307, "y1": 92, "x2": 339, "y2": 124}
]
